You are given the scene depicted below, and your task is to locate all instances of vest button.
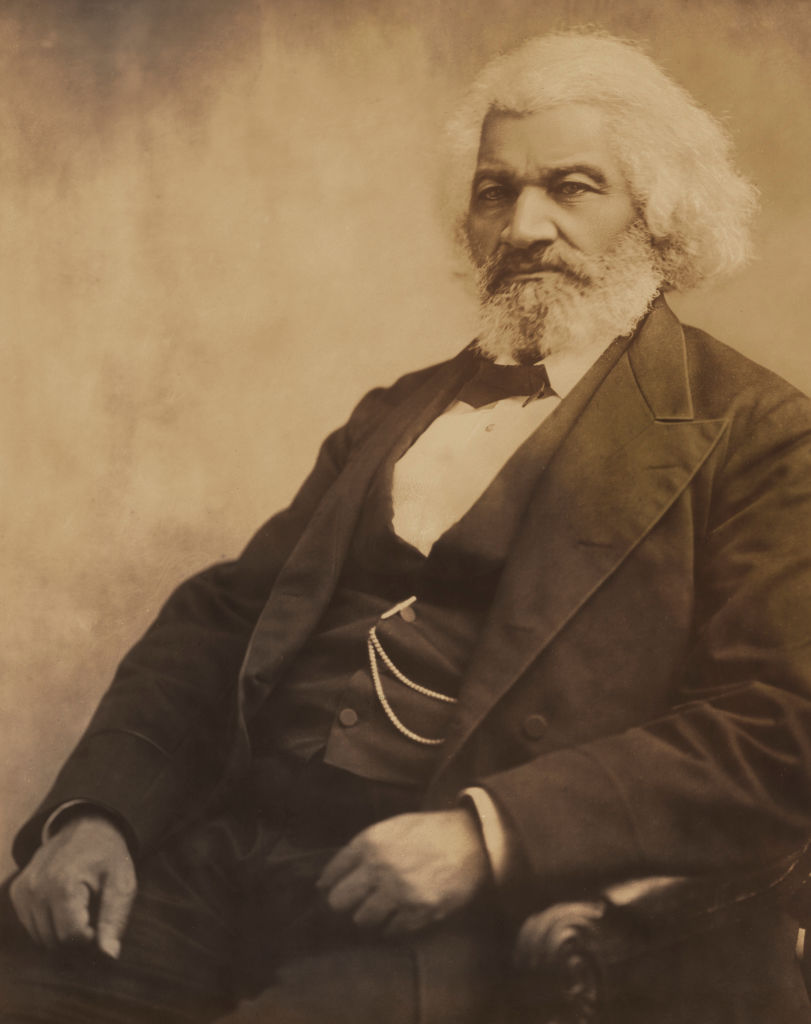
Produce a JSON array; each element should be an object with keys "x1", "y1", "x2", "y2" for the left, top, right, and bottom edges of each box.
[
  {"x1": 339, "y1": 708, "x2": 359, "y2": 728},
  {"x1": 399, "y1": 605, "x2": 416, "y2": 623},
  {"x1": 522, "y1": 714, "x2": 548, "y2": 740}
]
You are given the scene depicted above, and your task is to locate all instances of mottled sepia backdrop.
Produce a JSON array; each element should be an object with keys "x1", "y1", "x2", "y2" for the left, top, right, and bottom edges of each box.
[{"x1": 2, "y1": 0, "x2": 810, "y2": 871}]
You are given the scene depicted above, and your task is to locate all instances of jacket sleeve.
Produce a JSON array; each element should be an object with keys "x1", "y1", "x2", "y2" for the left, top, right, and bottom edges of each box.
[
  {"x1": 480, "y1": 386, "x2": 811, "y2": 906},
  {"x1": 11, "y1": 383, "x2": 398, "y2": 867}
]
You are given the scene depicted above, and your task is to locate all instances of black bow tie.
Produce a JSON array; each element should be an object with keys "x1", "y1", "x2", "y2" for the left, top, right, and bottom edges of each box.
[{"x1": 457, "y1": 359, "x2": 553, "y2": 409}]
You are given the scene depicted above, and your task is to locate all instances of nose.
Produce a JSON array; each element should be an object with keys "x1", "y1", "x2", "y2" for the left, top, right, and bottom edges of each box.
[{"x1": 503, "y1": 186, "x2": 558, "y2": 249}]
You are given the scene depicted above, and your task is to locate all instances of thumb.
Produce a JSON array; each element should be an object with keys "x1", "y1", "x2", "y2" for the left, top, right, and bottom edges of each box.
[{"x1": 95, "y1": 862, "x2": 136, "y2": 959}]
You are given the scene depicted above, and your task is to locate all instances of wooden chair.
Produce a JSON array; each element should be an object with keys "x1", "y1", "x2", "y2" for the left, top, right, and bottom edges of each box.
[{"x1": 505, "y1": 841, "x2": 811, "y2": 1023}]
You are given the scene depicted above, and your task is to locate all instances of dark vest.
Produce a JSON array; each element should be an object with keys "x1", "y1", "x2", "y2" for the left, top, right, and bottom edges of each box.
[{"x1": 250, "y1": 336, "x2": 631, "y2": 789}]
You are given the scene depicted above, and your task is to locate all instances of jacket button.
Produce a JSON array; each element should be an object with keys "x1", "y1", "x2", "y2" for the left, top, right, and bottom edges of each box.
[
  {"x1": 522, "y1": 714, "x2": 548, "y2": 740},
  {"x1": 339, "y1": 708, "x2": 359, "y2": 727}
]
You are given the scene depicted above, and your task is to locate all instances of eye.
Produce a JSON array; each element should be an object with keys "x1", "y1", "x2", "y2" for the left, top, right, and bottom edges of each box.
[
  {"x1": 554, "y1": 179, "x2": 597, "y2": 199},
  {"x1": 474, "y1": 183, "x2": 513, "y2": 205}
]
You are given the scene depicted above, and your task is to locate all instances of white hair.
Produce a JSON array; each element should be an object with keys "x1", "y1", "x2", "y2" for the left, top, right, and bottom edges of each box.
[{"x1": 444, "y1": 30, "x2": 759, "y2": 291}]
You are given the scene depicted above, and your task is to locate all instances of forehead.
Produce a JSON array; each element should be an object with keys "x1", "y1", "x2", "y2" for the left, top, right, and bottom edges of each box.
[{"x1": 475, "y1": 103, "x2": 626, "y2": 181}]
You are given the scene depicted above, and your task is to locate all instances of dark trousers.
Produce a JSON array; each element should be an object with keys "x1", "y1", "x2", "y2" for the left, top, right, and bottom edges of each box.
[{"x1": 0, "y1": 759, "x2": 512, "y2": 1024}]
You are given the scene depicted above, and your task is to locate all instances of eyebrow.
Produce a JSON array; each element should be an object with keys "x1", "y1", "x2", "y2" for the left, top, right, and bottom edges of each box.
[{"x1": 472, "y1": 162, "x2": 610, "y2": 189}]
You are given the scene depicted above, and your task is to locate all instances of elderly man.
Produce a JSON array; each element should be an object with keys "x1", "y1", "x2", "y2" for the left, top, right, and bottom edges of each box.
[{"x1": 3, "y1": 29, "x2": 811, "y2": 1024}]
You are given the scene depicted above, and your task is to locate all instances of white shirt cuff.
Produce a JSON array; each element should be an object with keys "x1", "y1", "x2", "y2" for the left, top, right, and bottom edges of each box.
[
  {"x1": 461, "y1": 786, "x2": 510, "y2": 883},
  {"x1": 41, "y1": 800, "x2": 93, "y2": 844}
]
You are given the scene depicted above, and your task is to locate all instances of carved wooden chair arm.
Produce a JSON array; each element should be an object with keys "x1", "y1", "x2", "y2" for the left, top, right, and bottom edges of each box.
[{"x1": 506, "y1": 841, "x2": 811, "y2": 1024}]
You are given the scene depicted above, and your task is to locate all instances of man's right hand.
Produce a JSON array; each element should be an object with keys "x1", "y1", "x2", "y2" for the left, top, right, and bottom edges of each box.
[{"x1": 9, "y1": 812, "x2": 136, "y2": 959}]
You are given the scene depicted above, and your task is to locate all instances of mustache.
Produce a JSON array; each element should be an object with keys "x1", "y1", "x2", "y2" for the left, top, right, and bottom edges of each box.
[{"x1": 482, "y1": 245, "x2": 593, "y2": 293}]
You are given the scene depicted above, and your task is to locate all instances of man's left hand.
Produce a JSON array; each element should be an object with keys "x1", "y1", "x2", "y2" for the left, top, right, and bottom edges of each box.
[{"x1": 316, "y1": 809, "x2": 489, "y2": 935}]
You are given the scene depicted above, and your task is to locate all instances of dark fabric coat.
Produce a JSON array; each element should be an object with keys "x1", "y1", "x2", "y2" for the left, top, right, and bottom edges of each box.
[{"x1": 14, "y1": 297, "x2": 811, "y2": 1020}]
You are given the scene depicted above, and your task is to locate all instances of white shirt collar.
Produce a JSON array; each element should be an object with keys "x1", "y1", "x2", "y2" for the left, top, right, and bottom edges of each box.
[
  {"x1": 543, "y1": 335, "x2": 616, "y2": 398},
  {"x1": 493, "y1": 333, "x2": 615, "y2": 400}
]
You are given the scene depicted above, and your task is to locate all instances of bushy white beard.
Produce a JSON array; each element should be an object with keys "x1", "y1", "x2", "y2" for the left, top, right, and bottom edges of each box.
[{"x1": 472, "y1": 221, "x2": 664, "y2": 364}]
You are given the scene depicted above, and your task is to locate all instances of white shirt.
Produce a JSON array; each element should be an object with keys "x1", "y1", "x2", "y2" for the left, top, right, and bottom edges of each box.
[{"x1": 391, "y1": 335, "x2": 613, "y2": 555}]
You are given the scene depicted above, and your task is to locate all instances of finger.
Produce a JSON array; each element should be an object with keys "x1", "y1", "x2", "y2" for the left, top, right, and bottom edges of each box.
[
  {"x1": 316, "y1": 843, "x2": 363, "y2": 891},
  {"x1": 384, "y1": 906, "x2": 437, "y2": 937},
  {"x1": 352, "y1": 891, "x2": 396, "y2": 930},
  {"x1": 325, "y1": 867, "x2": 374, "y2": 913},
  {"x1": 29, "y1": 899, "x2": 58, "y2": 950},
  {"x1": 96, "y1": 867, "x2": 136, "y2": 960},
  {"x1": 10, "y1": 886, "x2": 44, "y2": 948},
  {"x1": 8, "y1": 876, "x2": 38, "y2": 943},
  {"x1": 51, "y1": 883, "x2": 95, "y2": 945}
]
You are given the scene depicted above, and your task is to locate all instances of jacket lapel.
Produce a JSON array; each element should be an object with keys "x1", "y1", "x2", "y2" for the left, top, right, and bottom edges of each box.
[
  {"x1": 239, "y1": 350, "x2": 475, "y2": 718},
  {"x1": 433, "y1": 300, "x2": 729, "y2": 774}
]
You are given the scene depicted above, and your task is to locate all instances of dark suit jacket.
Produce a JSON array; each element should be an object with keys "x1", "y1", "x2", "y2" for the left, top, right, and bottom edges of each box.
[{"x1": 14, "y1": 297, "x2": 811, "y2": 1018}]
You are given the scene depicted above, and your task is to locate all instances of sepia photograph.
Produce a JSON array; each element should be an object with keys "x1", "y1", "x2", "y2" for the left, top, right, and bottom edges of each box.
[{"x1": 1, "y1": 0, "x2": 811, "y2": 1020}]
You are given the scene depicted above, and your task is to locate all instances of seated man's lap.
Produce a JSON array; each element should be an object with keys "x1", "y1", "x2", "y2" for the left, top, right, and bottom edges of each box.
[{"x1": 0, "y1": 811, "x2": 510, "y2": 1024}]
